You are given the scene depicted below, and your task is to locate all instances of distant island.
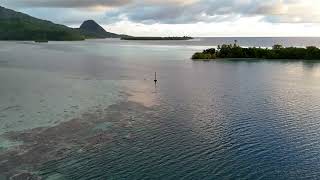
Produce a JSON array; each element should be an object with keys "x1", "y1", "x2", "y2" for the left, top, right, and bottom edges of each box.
[
  {"x1": 121, "y1": 36, "x2": 193, "y2": 40},
  {"x1": 192, "y1": 42, "x2": 320, "y2": 60},
  {"x1": 0, "y1": 6, "x2": 127, "y2": 41}
]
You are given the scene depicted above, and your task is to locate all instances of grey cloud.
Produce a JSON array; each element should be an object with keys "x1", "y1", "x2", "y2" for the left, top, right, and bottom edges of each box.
[
  {"x1": 2, "y1": 0, "x2": 320, "y2": 24},
  {"x1": 4, "y1": 0, "x2": 132, "y2": 8},
  {"x1": 104, "y1": 0, "x2": 320, "y2": 24},
  {"x1": 105, "y1": 0, "x2": 254, "y2": 24}
]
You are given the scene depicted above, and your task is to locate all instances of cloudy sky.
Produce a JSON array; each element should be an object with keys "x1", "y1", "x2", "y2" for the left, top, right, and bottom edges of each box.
[{"x1": 3, "y1": 0, "x2": 320, "y2": 36}]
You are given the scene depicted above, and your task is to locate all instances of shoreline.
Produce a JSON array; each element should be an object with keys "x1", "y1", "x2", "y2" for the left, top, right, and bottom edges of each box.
[
  {"x1": 193, "y1": 58, "x2": 320, "y2": 61},
  {"x1": 121, "y1": 36, "x2": 193, "y2": 41}
]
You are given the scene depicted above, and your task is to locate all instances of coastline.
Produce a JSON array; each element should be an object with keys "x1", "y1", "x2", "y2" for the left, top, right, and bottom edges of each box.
[{"x1": 121, "y1": 36, "x2": 193, "y2": 41}]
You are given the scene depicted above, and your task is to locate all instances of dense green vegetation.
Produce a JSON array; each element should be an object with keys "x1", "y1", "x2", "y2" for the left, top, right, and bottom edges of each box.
[
  {"x1": 121, "y1": 36, "x2": 193, "y2": 40},
  {"x1": 192, "y1": 43, "x2": 320, "y2": 60},
  {"x1": 0, "y1": 6, "x2": 85, "y2": 41},
  {"x1": 0, "y1": 20, "x2": 85, "y2": 41},
  {"x1": 0, "y1": 6, "x2": 128, "y2": 41}
]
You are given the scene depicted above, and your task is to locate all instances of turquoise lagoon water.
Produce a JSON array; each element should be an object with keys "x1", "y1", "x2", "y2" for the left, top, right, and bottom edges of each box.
[{"x1": 1, "y1": 38, "x2": 320, "y2": 179}]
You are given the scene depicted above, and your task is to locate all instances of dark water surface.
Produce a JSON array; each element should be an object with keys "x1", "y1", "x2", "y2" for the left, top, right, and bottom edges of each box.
[{"x1": 1, "y1": 38, "x2": 320, "y2": 179}]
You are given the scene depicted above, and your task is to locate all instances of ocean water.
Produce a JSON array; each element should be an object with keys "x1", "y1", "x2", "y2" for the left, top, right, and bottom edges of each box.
[{"x1": 1, "y1": 37, "x2": 320, "y2": 179}]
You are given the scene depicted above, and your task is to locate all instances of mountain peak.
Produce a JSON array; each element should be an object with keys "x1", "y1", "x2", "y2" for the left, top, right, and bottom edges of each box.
[
  {"x1": 80, "y1": 20, "x2": 106, "y2": 33},
  {"x1": 79, "y1": 20, "x2": 122, "y2": 38},
  {"x1": 80, "y1": 20, "x2": 100, "y2": 28}
]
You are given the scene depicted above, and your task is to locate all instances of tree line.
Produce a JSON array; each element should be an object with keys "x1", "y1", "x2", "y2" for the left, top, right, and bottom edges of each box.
[{"x1": 192, "y1": 42, "x2": 320, "y2": 60}]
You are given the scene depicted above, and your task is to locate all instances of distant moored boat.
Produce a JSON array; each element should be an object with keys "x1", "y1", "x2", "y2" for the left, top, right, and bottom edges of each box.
[{"x1": 154, "y1": 72, "x2": 158, "y2": 84}]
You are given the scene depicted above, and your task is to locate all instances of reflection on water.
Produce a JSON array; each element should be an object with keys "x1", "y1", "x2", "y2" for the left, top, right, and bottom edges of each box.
[
  {"x1": 1, "y1": 39, "x2": 320, "y2": 179},
  {"x1": 125, "y1": 80, "x2": 159, "y2": 107}
]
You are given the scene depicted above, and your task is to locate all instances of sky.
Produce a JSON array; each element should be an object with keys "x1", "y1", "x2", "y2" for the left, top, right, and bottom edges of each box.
[{"x1": 2, "y1": 0, "x2": 320, "y2": 37}]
